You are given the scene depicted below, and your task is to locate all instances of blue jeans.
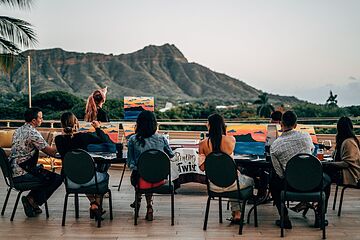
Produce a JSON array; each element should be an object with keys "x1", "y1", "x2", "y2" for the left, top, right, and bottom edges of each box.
[{"x1": 66, "y1": 172, "x2": 109, "y2": 189}]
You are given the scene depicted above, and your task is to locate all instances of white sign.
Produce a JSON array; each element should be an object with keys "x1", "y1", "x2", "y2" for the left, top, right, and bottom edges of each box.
[{"x1": 170, "y1": 148, "x2": 205, "y2": 181}]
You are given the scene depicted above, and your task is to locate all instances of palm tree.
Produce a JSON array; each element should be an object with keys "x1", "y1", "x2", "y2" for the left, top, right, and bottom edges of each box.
[
  {"x1": 0, "y1": 0, "x2": 37, "y2": 72},
  {"x1": 326, "y1": 90, "x2": 338, "y2": 107},
  {"x1": 253, "y1": 92, "x2": 275, "y2": 118}
]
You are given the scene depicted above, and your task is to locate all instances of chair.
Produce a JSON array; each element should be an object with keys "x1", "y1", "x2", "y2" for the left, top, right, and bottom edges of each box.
[
  {"x1": 61, "y1": 149, "x2": 113, "y2": 228},
  {"x1": 0, "y1": 147, "x2": 49, "y2": 221},
  {"x1": 281, "y1": 153, "x2": 326, "y2": 239},
  {"x1": 133, "y1": 149, "x2": 174, "y2": 225},
  {"x1": 117, "y1": 160, "x2": 127, "y2": 191},
  {"x1": 203, "y1": 152, "x2": 257, "y2": 235},
  {"x1": 332, "y1": 180, "x2": 360, "y2": 216}
]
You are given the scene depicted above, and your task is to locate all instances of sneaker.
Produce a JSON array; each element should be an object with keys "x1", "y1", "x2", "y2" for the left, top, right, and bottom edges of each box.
[
  {"x1": 275, "y1": 219, "x2": 293, "y2": 229},
  {"x1": 21, "y1": 196, "x2": 35, "y2": 217}
]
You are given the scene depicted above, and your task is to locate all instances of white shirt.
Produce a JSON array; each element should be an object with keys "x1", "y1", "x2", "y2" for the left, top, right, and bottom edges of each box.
[{"x1": 270, "y1": 129, "x2": 314, "y2": 178}]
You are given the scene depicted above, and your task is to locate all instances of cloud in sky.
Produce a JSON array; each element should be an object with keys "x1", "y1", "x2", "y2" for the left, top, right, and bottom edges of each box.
[{"x1": 2, "y1": 0, "x2": 360, "y2": 105}]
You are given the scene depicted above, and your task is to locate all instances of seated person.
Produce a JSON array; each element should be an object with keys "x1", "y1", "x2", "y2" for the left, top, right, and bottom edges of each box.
[
  {"x1": 9, "y1": 108, "x2": 62, "y2": 217},
  {"x1": 199, "y1": 113, "x2": 254, "y2": 224},
  {"x1": 270, "y1": 110, "x2": 331, "y2": 228},
  {"x1": 324, "y1": 116, "x2": 360, "y2": 186},
  {"x1": 127, "y1": 110, "x2": 175, "y2": 221},
  {"x1": 270, "y1": 110, "x2": 282, "y2": 124},
  {"x1": 55, "y1": 112, "x2": 113, "y2": 219}
]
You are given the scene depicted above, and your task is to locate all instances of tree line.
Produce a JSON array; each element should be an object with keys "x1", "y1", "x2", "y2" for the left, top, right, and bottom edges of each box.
[{"x1": 1, "y1": 91, "x2": 359, "y2": 121}]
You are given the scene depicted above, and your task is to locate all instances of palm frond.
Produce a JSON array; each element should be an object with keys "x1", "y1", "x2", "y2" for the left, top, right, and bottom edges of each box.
[
  {"x1": 0, "y1": 0, "x2": 33, "y2": 9},
  {"x1": 0, "y1": 16, "x2": 37, "y2": 52},
  {"x1": 0, "y1": 36, "x2": 20, "y2": 52}
]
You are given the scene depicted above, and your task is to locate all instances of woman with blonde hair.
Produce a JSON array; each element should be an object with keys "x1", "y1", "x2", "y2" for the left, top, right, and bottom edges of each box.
[
  {"x1": 55, "y1": 112, "x2": 113, "y2": 220},
  {"x1": 85, "y1": 86, "x2": 109, "y2": 122}
]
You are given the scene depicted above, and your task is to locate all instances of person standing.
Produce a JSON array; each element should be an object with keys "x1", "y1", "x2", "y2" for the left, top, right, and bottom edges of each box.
[
  {"x1": 85, "y1": 86, "x2": 109, "y2": 122},
  {"x1": 8, "y1": 108, "x2": 62, "y2": 217}
]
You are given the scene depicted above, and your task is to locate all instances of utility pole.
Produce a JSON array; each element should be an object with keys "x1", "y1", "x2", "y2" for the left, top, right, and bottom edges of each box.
[{"x1": 28, "y1": 55, "x2": 31, "y2": 108}]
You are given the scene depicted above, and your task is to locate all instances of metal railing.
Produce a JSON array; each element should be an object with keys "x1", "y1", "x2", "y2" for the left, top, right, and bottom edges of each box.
[{"x1": 1, "y1": 119, "x2": 360, "y2": 130}]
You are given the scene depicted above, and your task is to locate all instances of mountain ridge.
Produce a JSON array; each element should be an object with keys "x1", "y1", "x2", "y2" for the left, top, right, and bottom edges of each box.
[{"x1": 0, "y1": 44, "x2": 301, "y2": 105}]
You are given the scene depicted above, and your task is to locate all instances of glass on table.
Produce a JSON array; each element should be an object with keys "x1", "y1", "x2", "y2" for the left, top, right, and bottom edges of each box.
[
  {"x1": 323, "y1": 140, "x2": 332, "y2": 150},
  {"x1": 317, "y1": 148, "x2": 324, "y2": 161}
]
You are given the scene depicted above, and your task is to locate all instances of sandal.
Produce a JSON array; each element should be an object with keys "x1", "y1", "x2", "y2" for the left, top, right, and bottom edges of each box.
[
  {"x1": 130, "y1": 196, "x2": 142, "y2": 209},
  {"x1": 89, "y1": 202, "x2": 106, "y2": 220},
  {"x1": 226, "y1": 217, "x2": 243, "y2": 224},
  {"x1": 145, "y1": 206, "x2": 153, "y2": 221},
  {"x1": 290, "y1": 202, "x2": 312, "y2": 213}
]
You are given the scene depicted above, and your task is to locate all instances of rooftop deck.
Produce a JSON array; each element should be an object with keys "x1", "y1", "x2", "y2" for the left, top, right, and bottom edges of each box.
[{"x1": 1, "y1": 167, "x2": 359, "y2": 239}]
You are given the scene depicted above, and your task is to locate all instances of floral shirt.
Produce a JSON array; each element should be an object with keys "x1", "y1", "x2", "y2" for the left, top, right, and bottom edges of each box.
[{"x1": 9, "y1": 123, "x2": 48, "y2": 177}]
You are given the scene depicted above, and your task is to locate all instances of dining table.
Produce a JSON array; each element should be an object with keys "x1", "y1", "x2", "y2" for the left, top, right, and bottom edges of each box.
[{"x1": 89, "y1": 151, "x2": 127, "y2": 190}]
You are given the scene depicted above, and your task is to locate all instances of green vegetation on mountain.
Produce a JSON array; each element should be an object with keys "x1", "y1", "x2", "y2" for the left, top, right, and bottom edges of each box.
[{"x1": 1, "y1": 44, "x2": 301, "y2": 105}]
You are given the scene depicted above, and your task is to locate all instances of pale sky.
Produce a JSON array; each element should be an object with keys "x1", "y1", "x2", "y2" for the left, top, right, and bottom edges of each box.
[{"x1": 3, "y1": 0, "x2": 360, "y2": 106}]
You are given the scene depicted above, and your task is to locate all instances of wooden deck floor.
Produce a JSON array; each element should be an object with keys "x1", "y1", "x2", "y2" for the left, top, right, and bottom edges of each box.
[{"x1": 1, "y1": 167, "x2": 359, "y2": 240}]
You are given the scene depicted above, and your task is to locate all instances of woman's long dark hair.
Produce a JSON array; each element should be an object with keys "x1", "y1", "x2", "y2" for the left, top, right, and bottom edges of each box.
[
  {"x1": 335, "y1": 116, "x2": 360, "y2": 161},
  {"x1": 135, "y1": 110, "x2": 157, "y2": 147},
  {"x1": 207, "y1": 113, "x2": 226, "y2": 153}
]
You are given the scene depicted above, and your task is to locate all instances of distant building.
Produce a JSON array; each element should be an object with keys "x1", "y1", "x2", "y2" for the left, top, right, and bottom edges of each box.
[
  {"x1": 215, "y1": 105, "x2": 238, "y2": 109},
  {"x1": 159, "y1": 102, "x2": 174, "y2": 112}
]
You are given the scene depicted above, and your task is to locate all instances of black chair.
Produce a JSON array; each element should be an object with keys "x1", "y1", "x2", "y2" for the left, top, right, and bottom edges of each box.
[
  {"x1": 61, "y1": 149, "x2": 113, "y2": 228},
  {"x1": 281, "y1": 153, "x2": 326, "y2": 239},
  {"x1": 134, "y1": 149, "x2": 174, "y2": 225},
  {"x1": 332, "y1": 180, "x2": 360, "y2": 216},
  {"x1": 0, "y1": 147, "x2": 49, "y2": 221},
  {"x1": 203, "y1": 152, "x2": 257, "y2": 235}
]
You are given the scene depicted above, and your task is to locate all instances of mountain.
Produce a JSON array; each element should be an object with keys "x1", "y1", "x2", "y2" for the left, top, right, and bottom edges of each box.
[
  {"x1": 0, "y1": 44, "x2": 301, "y2": 104},
  {"x1": 234, "y1": 133, "x2": 257, "y2": 142}
]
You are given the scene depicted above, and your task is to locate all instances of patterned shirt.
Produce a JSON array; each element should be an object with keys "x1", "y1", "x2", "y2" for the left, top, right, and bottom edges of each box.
[
  {"x1": 270, "y1": 129, "x2": 314, "y2": 178},
  {"x1": 9, "y1": 123, "x2": 48, "y2": 177}
]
